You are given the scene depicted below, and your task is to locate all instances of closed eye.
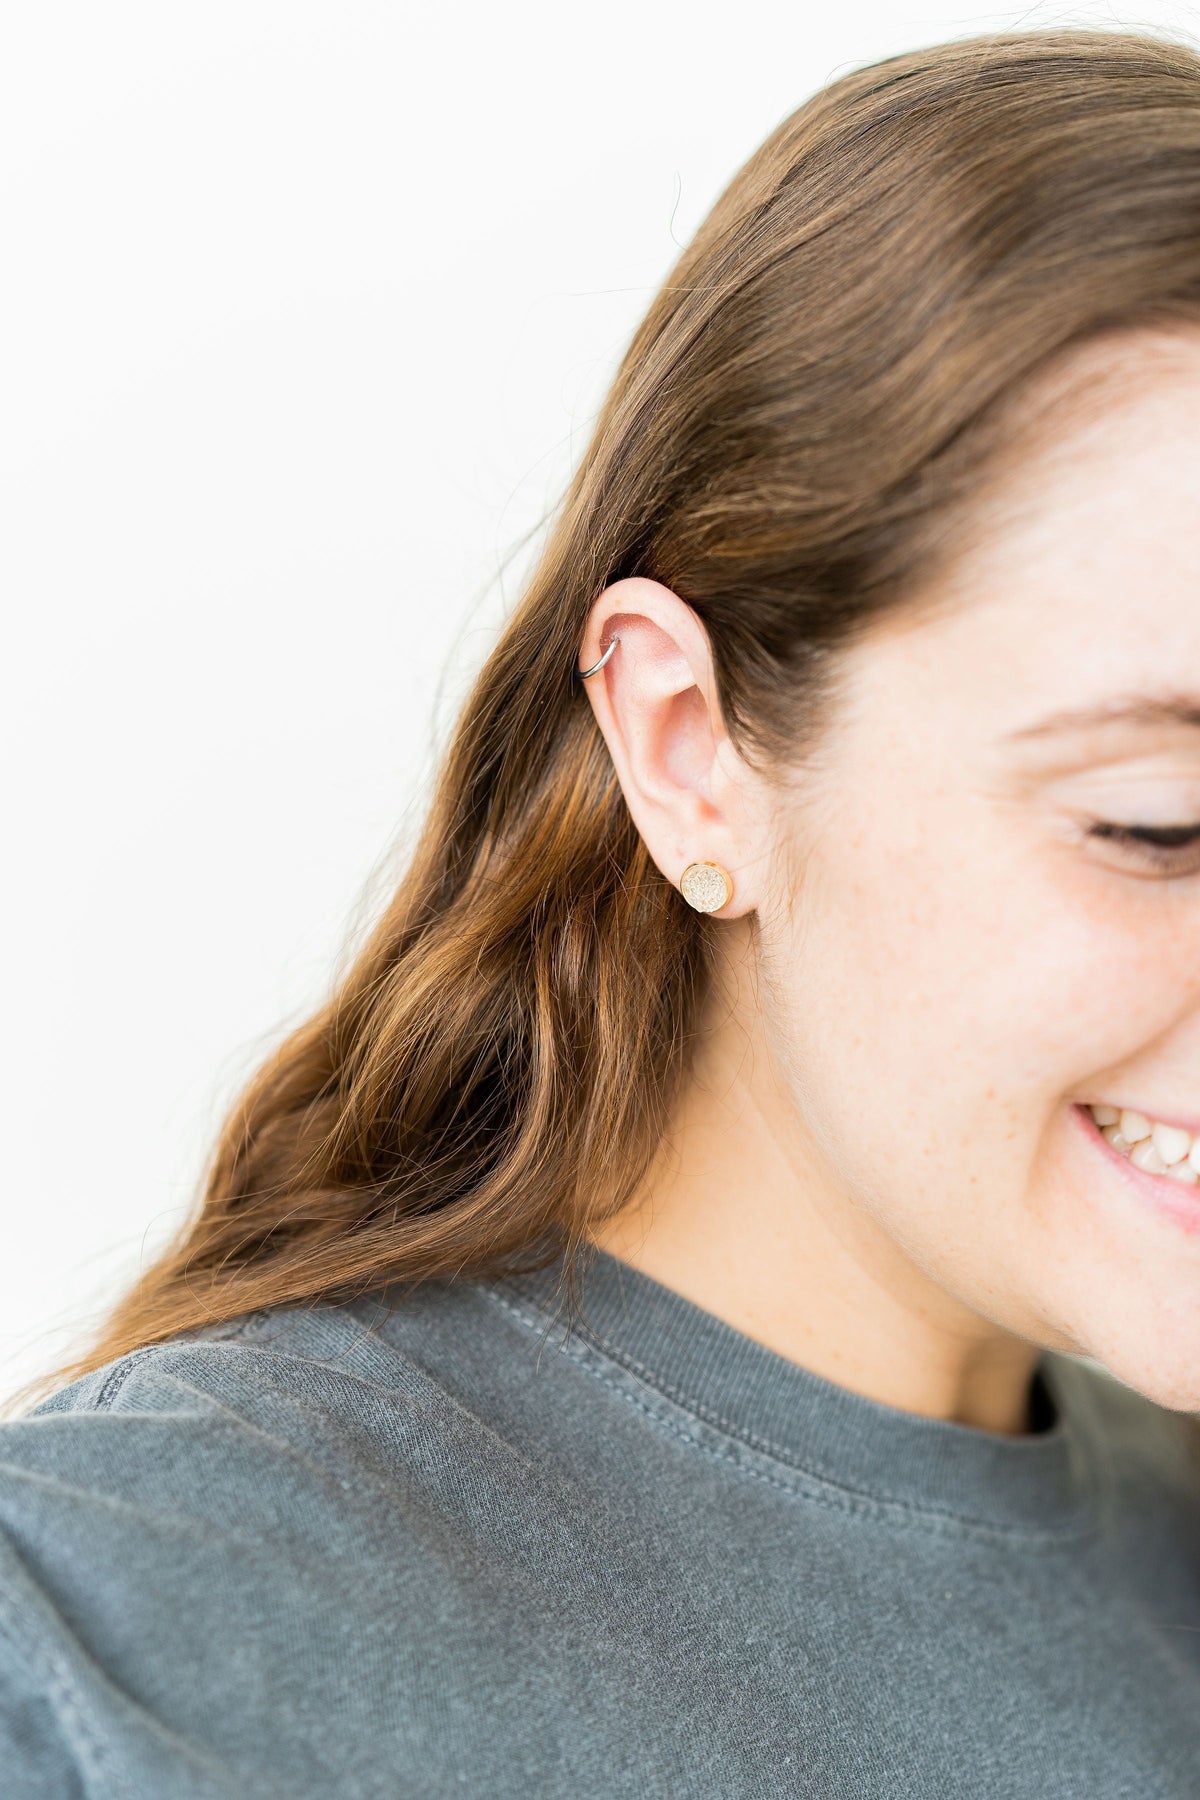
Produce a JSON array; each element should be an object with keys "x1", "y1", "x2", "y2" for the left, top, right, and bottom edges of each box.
[{"x1": 1085, "y1": 821, "x2": 1200, "y2": 873}]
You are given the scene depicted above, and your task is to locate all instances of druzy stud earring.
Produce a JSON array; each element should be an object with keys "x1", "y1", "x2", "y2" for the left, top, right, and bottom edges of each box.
[{"x1": 679, "y1": 860, "x2": 733, "y2": 913}]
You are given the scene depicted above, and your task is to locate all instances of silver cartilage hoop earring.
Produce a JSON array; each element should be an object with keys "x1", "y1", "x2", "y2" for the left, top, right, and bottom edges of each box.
[{"x1": 577, "y1": 634, "x2": 620, "y2": 679}]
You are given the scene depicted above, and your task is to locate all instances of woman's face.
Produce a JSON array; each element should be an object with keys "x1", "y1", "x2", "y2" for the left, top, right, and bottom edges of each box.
[{"x1": 760, "y1": 330, "x2": 1200, "y2": 1409}]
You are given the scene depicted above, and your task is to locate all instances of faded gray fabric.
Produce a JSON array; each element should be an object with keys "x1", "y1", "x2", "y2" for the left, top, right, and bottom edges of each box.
[{"x1": 2, "y1": 1240, "x2": 1200, "y2": 1798}]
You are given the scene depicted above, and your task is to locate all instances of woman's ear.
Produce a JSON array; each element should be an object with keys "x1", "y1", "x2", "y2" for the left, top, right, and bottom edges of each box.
[{"x1": 576, "y1": 577, "x2": 766, "y2": 917}]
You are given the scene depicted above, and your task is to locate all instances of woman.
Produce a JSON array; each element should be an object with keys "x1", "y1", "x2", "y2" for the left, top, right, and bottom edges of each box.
[{"x1": 5, "y1": 24, "x2": 1200, "y2": 1798}]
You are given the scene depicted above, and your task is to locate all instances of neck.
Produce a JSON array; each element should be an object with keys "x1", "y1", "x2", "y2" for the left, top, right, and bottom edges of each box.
[{"x1": 585, "y1": 920, "x2": 1043, "y2": 1437}]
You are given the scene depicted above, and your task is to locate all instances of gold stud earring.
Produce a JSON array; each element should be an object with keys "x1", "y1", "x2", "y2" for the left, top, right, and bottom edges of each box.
[{"x1": 679, "y1": 860, "x2": 734, "y2": 913}]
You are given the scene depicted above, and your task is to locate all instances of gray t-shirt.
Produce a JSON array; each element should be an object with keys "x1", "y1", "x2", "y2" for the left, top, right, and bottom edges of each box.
[{"x1": 2, "y1": 1239, "x2": 1200, "y2": 1798}]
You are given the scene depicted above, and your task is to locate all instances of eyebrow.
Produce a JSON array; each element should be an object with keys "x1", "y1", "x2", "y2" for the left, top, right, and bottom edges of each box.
[{"x1": 1003, "y1": 692, "x2": 1200, "y2": 743}]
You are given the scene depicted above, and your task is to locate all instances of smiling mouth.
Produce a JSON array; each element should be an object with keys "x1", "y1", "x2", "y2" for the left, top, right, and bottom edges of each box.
[
  {"x1": 1084, "y1": 1103, "x2": 1200, "y2": 1185},
  {"x1": 1075, "y1": 1102, "x2": 1200, "y2": 1237}
]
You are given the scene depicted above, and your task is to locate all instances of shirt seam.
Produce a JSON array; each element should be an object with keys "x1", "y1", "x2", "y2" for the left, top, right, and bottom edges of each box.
[
  {"x1": 481, "y1": 1283, "x2": 1102, "y2": 1545},
  {"x1": 93, "y1": 1343, "x2": 174, "y2": 1413}
]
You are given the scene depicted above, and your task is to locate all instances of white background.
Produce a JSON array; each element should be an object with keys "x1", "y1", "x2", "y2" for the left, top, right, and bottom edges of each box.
[{"x1": 3, "y1": 0, "x2": 1198, "y2": 1405}]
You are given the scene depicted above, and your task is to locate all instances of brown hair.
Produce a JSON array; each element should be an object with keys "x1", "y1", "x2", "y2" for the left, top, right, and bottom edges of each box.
[{"x1": 11, "y1": 24, "x2": 1200, "y2": 1416}]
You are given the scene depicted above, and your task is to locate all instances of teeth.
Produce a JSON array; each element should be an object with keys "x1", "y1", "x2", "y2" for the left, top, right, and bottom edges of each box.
[
  {"x1": 1131, "y1": 1139, "x2": 1169, "y2": 1175},
  {"x1": 1152, "y1": 1122, "x2": 1193, "y2": 1167},
  {"x1": 1091, "y1": 1103, "x2": 1200, "y2": 1185}
]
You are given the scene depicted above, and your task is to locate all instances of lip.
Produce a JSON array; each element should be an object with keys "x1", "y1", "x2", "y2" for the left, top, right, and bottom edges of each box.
[{"x1": 1072, "y1": 1102, "x2": 1200, "y2": 1238}]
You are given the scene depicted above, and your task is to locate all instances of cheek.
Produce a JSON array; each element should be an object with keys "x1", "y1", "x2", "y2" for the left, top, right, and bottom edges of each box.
[{"x1": 770, "y1": 824, "x2": 1186, "y2": 1141}]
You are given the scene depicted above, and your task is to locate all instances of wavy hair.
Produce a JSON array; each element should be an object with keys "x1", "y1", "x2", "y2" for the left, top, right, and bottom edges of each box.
[{"x1": 11, "y1": 23, "x2": 1200, "y2": 1416}]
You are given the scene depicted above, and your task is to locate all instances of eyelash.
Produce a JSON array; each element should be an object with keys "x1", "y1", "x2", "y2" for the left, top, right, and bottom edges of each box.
[{"x1": 1086, "y1": 821, "x2": 1200, "y2": 872}]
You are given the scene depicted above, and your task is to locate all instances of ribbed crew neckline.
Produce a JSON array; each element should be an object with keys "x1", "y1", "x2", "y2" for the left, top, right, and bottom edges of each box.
[{"x1": 492, "y1": 1241, "x2": 1103, "y2": 1538}]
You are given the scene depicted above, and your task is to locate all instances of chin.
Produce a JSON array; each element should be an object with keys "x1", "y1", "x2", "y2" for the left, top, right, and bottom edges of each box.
[{"x1": 1078, "y1": 1334, "x2": 1200, "y2": 1415}]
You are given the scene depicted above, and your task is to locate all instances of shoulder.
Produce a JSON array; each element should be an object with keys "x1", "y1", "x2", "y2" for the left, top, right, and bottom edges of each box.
[
  {"x1": 0, "y1": 1283, "x2": 489, "y2": 1591},
  {"x1": 0, "y1": 1294, "x2": 406, "y2": 1580},
  {"x1": 0, "y1": 1282, "x2": 488, "y2": 1505},
  {"x1": 0, "y1": 1273, "x2": 551, "y2": 1600},
  {"x1": 0, "y1": 1282, "x2": 512, "y2": 1792}
]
